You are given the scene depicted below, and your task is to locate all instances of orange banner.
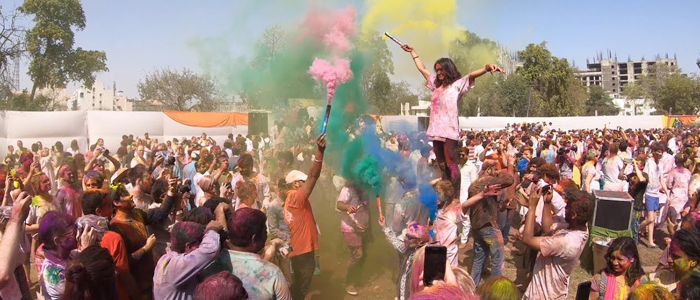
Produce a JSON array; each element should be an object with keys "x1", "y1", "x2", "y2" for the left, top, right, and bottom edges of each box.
[
  {"x1": 665, "y1": 115, "x2": 699, "y2": 128},
  {"x1": 163, "y1": 110, "x2": 248, "y2": 127}
]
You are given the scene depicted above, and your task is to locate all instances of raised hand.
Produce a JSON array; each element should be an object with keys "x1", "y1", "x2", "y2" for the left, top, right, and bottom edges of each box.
[
  {"x1": 486, "y1": 64, "x2": 506, "y2": 74},
  {"x1": 316, "y1": 134, "x2": 327, "y2": 152},
  {"x1": 401, "y1": 44, "x2": 414, "y2": 53}
]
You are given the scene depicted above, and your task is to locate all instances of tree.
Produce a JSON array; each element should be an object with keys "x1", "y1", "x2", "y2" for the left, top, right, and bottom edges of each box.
[
  {"x1": 497, "y1": 74, "x2": 530, "y2": 116},
  {"x1": 138, "y1": 68, "x2": 219, "y2": 111},
  {"x1": 251, "y1": 25, "x2": 286, "y2": 68},
  {"x1": 649, "y1": 74, "x2": 700, "y2": 115},
  {"x1": 19, "y1": 0, "x2": 108, "y2": 100},
  {"x1": 585, "y1": 85, "x2": 619, "y2": 116},
  {"x1": 517, "y1": 43, "x2": 587, "y2": 116},
  {"x1": 0, "y1": 6, "x2": 25, "y2": 90},
  {"x1": 357, "y1": 30, "x2": 398, "y2": 114},
  {"x1": 0, "y1": 89, "x2": 66, "y2": 111}
]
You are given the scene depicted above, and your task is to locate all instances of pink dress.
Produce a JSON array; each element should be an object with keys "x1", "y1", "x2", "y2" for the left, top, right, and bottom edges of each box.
[
  {"x1": 667, "y1": 167, "x2": 691, "y2": 218},
  {"x1": 425, "y1": 74, "x2": 474, "y2": 141}
]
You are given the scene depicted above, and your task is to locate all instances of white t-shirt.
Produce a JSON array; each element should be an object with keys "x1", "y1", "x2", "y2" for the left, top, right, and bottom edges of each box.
[
  {"x1": 524, "y1": 229, "x2": 589, "y2": 300},
  {"x1": 433, "y1": 204, "x2": 469, "y2": 266},
  {"x1": 534, "y1": 180, "x2": 567, "y2": 229},
  {"x1": 193, "y1": 172, "x2": 208, "y2": 206},
  {"x1": 459, "y1": 162, "x2": 478, "y2": 203}
]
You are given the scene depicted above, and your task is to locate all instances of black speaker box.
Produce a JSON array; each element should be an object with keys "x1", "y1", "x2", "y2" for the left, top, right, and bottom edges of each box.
[
  {"x1": 591, "y1": 190, "x2": 634, "y2": 231},
  {"x1": 248, "y1": 111, "x2": 269, "y2": 136}
]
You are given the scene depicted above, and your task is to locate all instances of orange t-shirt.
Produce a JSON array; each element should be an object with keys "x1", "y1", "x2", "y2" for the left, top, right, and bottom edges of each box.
[
  {"x1": 284, "y1": 188, "x2": 319, "y2": 258},
  {"x1": 101, "y1": 230, "x2": 131, "y2": 300}
]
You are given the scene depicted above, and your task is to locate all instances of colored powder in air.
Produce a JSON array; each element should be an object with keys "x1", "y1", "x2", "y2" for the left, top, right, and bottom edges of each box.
[
  {"x1": 418, "y1": 183, "x2": 438, "y2": 222},
  {"x1": 362, "y1": 0, "x2": 463, "y2": 65},
  {"x1": 300, "y1": 6, "x2": 357, "y2": 54},
  {"x1": 308, "y1": 57, "x2": 354, "y2": 103}
]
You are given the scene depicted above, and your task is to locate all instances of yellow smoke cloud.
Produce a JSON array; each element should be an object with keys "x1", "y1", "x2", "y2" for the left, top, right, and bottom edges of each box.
[{"x1": 362, "y1": 0, "x2": 463, "y2": 60}]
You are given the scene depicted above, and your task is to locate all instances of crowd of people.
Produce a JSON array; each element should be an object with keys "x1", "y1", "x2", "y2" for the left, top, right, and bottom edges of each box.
[{"x1": 0, "y1": 117, "x2": 699, "y2": 300}]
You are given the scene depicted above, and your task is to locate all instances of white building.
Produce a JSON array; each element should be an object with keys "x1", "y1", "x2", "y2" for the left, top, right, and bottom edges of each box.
[
  {"x1": 612, "y1": 97, "x2": 656, "y2": 116},
  {"x1": 69, "y1": 80, "x2": 132, "y2": 111},
  {"x1": 574, "y1": 54, "x2": 678, "y2": 98}
]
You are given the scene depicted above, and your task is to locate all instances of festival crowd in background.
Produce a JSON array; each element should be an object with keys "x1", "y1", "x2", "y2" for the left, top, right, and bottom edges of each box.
[{"x1": 1, "y1": 115, "x2": 700, "y2": 300}]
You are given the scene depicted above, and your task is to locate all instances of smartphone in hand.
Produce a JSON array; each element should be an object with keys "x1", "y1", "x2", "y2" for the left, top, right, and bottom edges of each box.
[{"x1": 423, "y1": 245, "x2": 447, "y2": 287}]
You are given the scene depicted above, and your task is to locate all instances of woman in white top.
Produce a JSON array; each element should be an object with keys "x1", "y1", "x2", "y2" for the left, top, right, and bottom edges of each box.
[
  {"x1": 601, "y1": 143, "x2": 625, "y2": 191},
  {"x1": 582, "y1": 149, "x2": 601, "y2": 193}
]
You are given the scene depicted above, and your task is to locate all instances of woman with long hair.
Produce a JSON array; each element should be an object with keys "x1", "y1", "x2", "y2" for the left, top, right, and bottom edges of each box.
[
  {"x1": 582, "y1": 149, "x2": 601, "y2": 193},
  {"x1": 60, "y1": 245, "x2": 116, "y2": 300},
  {"x1": 589, "y1": 237, "x2": 644, "y2": 300},
  {"x1": 402, "y1": 44, "x2": 504, "y2": 199}
]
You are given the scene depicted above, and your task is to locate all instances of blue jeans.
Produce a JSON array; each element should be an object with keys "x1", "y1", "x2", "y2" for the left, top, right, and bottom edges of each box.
[
  {"x1": 631, "y1": 210, "x2": 642, "y2": 244},
  {"x1": 498, "y1": 208, "x2": 515, "y2": 244},
  {"x1": 471, "y1": 226, "x2": 505, "y2": 286}
]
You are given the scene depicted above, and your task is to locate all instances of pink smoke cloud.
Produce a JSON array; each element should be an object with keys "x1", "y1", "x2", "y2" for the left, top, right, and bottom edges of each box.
[
  {"x1": 309, "y1": 57, "x2": 354, "y2": 104},
  {"x1": 301, "y1": 6, "x2": 356, "y2": 53}
]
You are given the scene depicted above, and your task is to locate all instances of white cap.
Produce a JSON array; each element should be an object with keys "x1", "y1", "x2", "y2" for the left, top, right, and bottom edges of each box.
[
  {"x1": 285, "y1": 170, "x2": 308, "y2": 184},
  {"x1": 111, "y1": 168, "x2": 129, "y2": 184}
]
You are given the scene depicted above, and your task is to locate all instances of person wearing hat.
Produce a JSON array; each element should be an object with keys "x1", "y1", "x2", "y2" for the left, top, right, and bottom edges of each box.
[{"x1": 282, "y1": 134, "x2": 326, "y2": 300}]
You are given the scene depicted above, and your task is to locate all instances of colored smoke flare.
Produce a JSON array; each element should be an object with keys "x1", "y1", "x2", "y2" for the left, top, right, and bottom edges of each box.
[
  {"x1": 376, "y1": 196, "x2": 384, "y2": 220},
  {"x1": 308, "y1": 57, "x2": 354, "y2": 104},
  {"x1": 347, "y1": 201, "x2": 369, "y2": 215},
  {"x1": 321, "y1": 104, "x2": 331, "y2": 134},
  {"x1": 384, "y1": 32, "x2": 404, "y2": 47}
]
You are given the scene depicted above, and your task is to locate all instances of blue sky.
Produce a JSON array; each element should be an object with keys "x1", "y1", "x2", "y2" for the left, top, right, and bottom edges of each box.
[{"x1": 7, "y1": 0, "x2": 700, "y2": 98}]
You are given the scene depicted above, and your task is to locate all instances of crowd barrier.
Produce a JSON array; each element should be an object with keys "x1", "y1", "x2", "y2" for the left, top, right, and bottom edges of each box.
[
  {"x1": 0, "y1": 111, "x2": 248, "y2": 158},
  {"x1": 0, "y1": 110, "x2": 679, "y2": 158}
]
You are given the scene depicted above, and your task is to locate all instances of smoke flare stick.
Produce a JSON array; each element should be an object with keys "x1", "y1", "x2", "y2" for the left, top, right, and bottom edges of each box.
[
  {"x1": 347, "y1": 201, "x2": 369, "y2": 215},
  {"x1": 321, "y1": 104, "x2": 332, "y2": 134},
  {"x1": 384, "y1": 32, "x2": 404, "y2": 47},
  {"x1": 376, "y1": 196, "x2": 384, "y2": 220}
]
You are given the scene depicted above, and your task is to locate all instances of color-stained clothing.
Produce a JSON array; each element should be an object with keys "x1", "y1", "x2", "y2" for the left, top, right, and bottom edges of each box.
[
  {"x1": 590, "y1": 272, "x2": 641, "y2": 300},
  {"x1": 266, "y1": 197, "x2": 290, "y2": 242},
  {"x1": 524, "y1": 229, "x2": 589, "y2": 300},
  {"x1": 425, "y1": 74, "x2": 474, "y2": 141},
  {"x1": 337, "y1": 186, "x2": 370, "y2": 233},
  {"x1": 26, "y1": 195, "x2": 59, "y2": 238},
  {"x1": 433, "y1": 204, "x2": 468, "y2": 266},
  {"x1": 202, "y1": 250, "x2": 292, "y2": 300},
  {"x1": 641, "y1": 269, "x2": 677, "y2": 294},
  {"x1": 110, "y1": 195, "x2": 175, "y2": 297},
  {"x1": 644, "y1": 158, "x2": 663, "y2": 197},
  {"x1": 390, "y1": 189, "x2": 429, "y2": 234},
  {"x1": 53, "y1": 185, "x2": 83, "y2": 219},
  {"x1": 601, "y1": 156, "x2": 625, "y2": 191},
  {"x1": 284, "y1": 188, "x2": 318, "y2": 258},
  {"x1": 667, "y1": 167, "x2": 691, "y2": 216},
  {"x1": 232, "y1": 172, "x2": 271, "y2": 210},
  {"x1": 39, "y1": 250, "x2": 75, "y2": 300},
  {"x1": 153, "y1": 230, "x2": 221, "y2": 300},
  {"x1": 381, "y1": 226, "x2": 418, "y2": 300}
]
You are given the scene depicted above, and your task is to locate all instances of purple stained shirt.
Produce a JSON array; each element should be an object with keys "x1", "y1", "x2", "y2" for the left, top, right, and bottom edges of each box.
[
  {"x1": 667, "y1": 167, "x2": 691, "y2": 209},
  {"x1": 425, "y1": 74, "x2": 474, "y2": 141}
]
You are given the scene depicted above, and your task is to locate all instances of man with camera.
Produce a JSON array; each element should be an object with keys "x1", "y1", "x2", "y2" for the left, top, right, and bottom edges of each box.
[{"x1": 555, "y1": 141, "x2": 577, "y2": 180}]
